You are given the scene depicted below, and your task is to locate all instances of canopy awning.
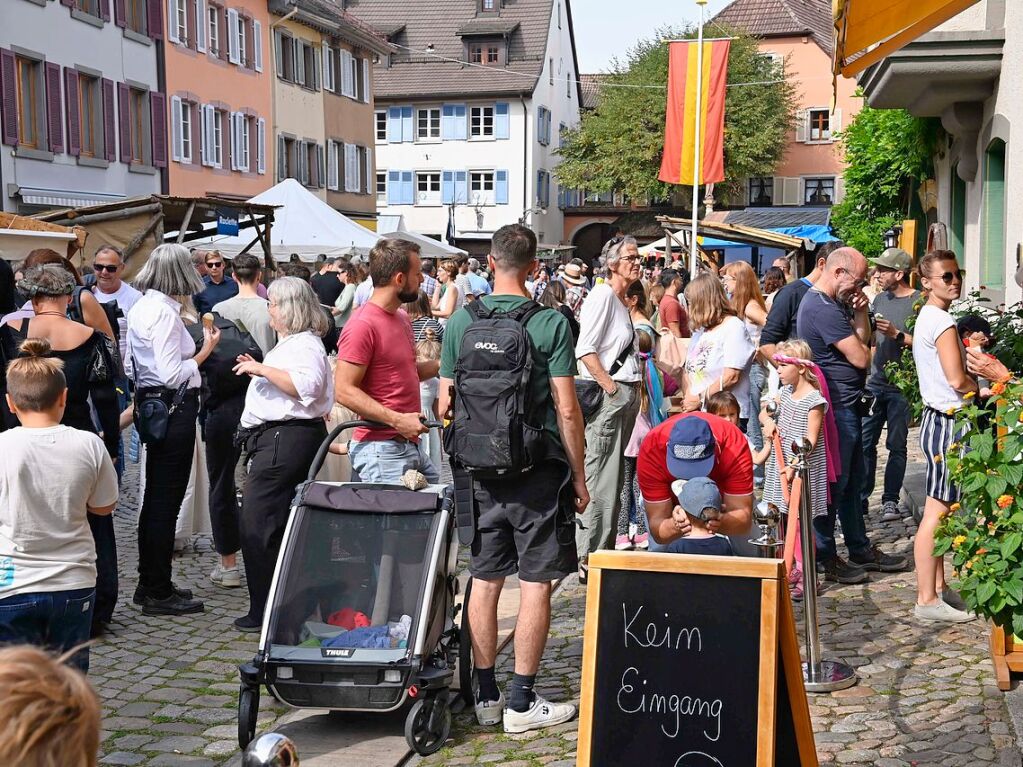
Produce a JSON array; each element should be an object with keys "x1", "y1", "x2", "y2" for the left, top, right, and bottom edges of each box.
[{"x1": 833, "y1": 0, "x2": 982, "y2": 77}]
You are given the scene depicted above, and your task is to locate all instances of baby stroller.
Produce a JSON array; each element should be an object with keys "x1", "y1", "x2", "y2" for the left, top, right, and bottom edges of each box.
[{"x1": 237, "y1": 420, "x2": 477, "y2": 756}]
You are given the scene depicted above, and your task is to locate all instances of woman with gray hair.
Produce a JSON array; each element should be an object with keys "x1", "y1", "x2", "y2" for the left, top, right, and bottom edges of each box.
[
  {"x1": 128, "y1": 244, "x2": 221, "y2": 616},
  {"x1": 232, "y1": 276, "x2": 332, "y2": 631}
]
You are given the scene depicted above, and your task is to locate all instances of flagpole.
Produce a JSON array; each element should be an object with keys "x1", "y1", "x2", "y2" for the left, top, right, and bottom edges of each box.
[{"x1": 691, "y1": 0, "x2": 708, "y2": 277}]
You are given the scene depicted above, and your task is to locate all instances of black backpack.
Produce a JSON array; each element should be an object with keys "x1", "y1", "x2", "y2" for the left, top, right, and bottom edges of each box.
[
  {"x1": 444, "y1": 299, "x2": 548, "y2": 475},
  {"x1": 187, "y1": 314, "x2": 263, "y2": 410}
]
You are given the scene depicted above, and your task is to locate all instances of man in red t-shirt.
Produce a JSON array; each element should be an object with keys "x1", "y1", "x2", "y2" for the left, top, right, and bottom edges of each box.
[
  {"x1": 335, "y1": 239, "x2": 441, "y2": 483},
  {"x1": 658, "y1": 268, "x2": 691, "y2": 338},
  {"x1": 637, "y1": 412, "x2": 753, "y2": 549}
]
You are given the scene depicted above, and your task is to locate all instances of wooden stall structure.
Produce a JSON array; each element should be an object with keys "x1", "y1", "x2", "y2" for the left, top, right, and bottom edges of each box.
[
  {"x1": 655, "y1": 215, "x2": 811, "y2": 275},
  {"x1": 0, "y1": 211, "x2": 87, "y2": 264},
  {"x1": 32, "y1": 196, "x2": 277, "y2": 280}
]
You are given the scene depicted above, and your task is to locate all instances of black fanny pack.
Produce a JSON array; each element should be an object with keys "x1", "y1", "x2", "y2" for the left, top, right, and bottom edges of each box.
[
  {"x1": 575, "y1": 336, "x2": 634, "y2": 423},
  {"x1": 134, "y1": 384, "x2": 190, "y2": 444}
]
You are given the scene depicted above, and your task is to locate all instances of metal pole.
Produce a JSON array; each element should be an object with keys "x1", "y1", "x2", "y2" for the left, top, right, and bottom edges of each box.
[
  {"x1": 791, "y1": 438, "x2": 857, "y2": 693},
  {"x1": 690, "y1": 0, "x2": 707, "y2": 277}
]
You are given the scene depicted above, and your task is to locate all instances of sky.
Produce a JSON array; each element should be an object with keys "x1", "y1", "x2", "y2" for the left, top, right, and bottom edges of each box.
[{"x1": 572, "y1": 0, "x2": 733, "y2": 73}]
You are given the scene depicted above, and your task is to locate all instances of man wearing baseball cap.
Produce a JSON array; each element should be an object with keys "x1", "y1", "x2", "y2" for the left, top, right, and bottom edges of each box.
[
  {"x1": 861, "y1": 247, "x2": 920, "y2": 523},
  {"x1": 636, "y1": 412, "x2": 754, "y2": 547}
]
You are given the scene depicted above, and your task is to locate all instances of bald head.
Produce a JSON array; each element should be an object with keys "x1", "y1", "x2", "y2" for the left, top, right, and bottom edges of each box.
[
  {"x1": 821, "y1": 246, "x2": 868, "y2": 303},
  {"x1": 825, "y1": 247, "x2": 867, "y2": 272}
]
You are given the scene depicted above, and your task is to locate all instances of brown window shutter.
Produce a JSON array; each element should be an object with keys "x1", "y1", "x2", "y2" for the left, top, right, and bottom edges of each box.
[
  {"x1": 219, "y1": 7, "x2": 229, "y2": 60},
  {"x1": 46, "y1": 63, "x2": 64, "y2": 153},
  {"x1": 244, "y1": 15, "x2": 254, "y2": 68},
  {"x1": 147, "y1": 0, "x2": 163, "y2": 40},
  {"x1": 0, "y1": 49, "x2": 17, "y2": 147},
  {"x1": 113, "y1": 0, "x2": 126, "y2": 28},
  {"x1": 150, "y1": 91, "x2": 167, "y2": 167},
  {"x1": 117, "y1": 81, "x2": 131, "y2": 162},
  {"x1": 186, "y1": 0, "x2": 197, "y2": 49},
  {"x1": 102, "y1": 78, "x2": 115, "y2": 161},
  {"x1": 64, "y1": 68, "x2": 80, "y2": 156},
  {"x1": 100, "y1": 0, "x2": 111, "y2": 22}
]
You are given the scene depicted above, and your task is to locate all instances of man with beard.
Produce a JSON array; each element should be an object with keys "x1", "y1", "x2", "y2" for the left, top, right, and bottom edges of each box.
[
  {"x1": 796, "y1": 248, "x2": 908, "y2": 585},
  {"x1": 335, "y1": 239, "x2": 440, "y2": 482}
]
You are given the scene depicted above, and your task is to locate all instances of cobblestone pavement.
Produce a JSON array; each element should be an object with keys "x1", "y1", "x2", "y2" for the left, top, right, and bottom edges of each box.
[{"x1": 413, "y1": 432, "x2": 1023, "y2": 767}]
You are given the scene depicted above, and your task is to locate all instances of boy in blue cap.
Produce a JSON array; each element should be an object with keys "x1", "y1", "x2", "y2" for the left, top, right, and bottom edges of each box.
[{"x1": 663, "y1": 477, "x2": 734, "y2": 556}]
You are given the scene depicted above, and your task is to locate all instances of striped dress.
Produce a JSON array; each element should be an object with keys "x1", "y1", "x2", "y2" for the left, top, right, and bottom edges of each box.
[{"x1": 762, "y1": 385, "x2": 829, "y2": 519}]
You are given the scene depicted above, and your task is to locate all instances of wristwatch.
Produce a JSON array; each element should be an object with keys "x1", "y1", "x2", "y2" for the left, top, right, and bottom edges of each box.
[{"x1": 895, "y1": 331, "x2": 906, "y2": 345}]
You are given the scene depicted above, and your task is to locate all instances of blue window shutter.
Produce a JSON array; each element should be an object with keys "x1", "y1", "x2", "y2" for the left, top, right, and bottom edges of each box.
[
  {"x1": 537, "y1": 108, "x2": 544, "y2": 143},
  {"x1": 387, "y1": 107, "x2": 401, "y2": 143},
  {"x1": 545, "y1": 111, "x2": 552, "y2": 144},
  {"x1": 401, "y1": 106, "x2": 413, "y2": 142},
  {"x1": 536, "y1": 170, "x2": 543, "y2": 205},
  {"x1": 545, "y1": 173, "x2": 551, "y2": 207},
  {"x1": 387, "y1": 170, "x2": 401, "y2": 205},
  {"x1": 495, "y1": 170, "x2": 508, "y2": 204},
  {"x1": 455, "y1": 170, "x2": 467, "y2": 203},
  {"x1": 401, "y1": 171, "x2": 414, "y2": 204},
  {"x1": 442, "y1": 170, "x2": 454, "y2": 204},
  {"x1": 495, "y1": 102, "x2": 509, "y2": 139},
  {"x1": 442, "y1": 104, "x2": 454, "y2": 139},
  {"x1": 455, "y1": 105, "x2": 467, "y2": 140}
]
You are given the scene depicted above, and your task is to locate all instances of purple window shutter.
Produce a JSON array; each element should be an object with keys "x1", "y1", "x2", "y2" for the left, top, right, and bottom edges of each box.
[
  {"x1": 186, "y1": 0, "x2": 197, "y2": 49},
  {"x1": 0, "y1": 49, "x2": 17, "y2": 146},
  {"x1": 147, "y1": 0, "x2": 163, "y2": 40},
  {"x1": 102, "y1": 78, "x2": 115, "y2": 161},
  {"x1": 101, "y1": 0, "x2": 111, "y2": 22},
  {"x1": 60, "y1": 0, "x2": 74, "y2": 7},
  {"x1": 114, "y1": 0, "x2": 126, "y2": 28},
  {"x1": 150, "y1": 91, "x2": 167, "y2": 168},
  {"x1": 46, "y1": 63, "x2": 64, "y2": 153},
  {"x1": 118, "y1": 81, "x2": 131, "y2": 162}
]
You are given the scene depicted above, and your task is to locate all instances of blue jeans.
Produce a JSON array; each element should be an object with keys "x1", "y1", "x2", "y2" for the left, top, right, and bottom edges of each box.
[
  {"x1": 813, "y1": 406, "x2": 871, "y2": 561},
  {"x1": 747, "y1": 362, "x2": 766, "y2": 482},
  {"x1": 349, "y1": 439, "x2": 440, "y2": 484},
  {"x1": 0, "y1": 587, "x2": 95, "y2": 672},
  {"x1": 860, "y1": 388, "x2": 910, "y2": 506}
]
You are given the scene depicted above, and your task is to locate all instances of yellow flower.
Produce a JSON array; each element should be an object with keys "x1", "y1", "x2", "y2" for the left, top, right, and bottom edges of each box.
[
  {"x1": 964, "y1": 391, "x2": 976, "y2": 400},
  {"x1": 945, "y1": 408, "x2": 956, "y2": 416},
  {"x1": 992, "y1": 381, "x2": 1007, "y2": 396},
  {"x1": 998, "y1": 494, "x2": 1014, "y2": 509},
  {"x1": 934, "y1": 454, "x2": 943, "y2": 463},
  {"x1": 965, "y1": 560, "x2": 974, "y2": 570},
  {"x1": 952, "y1": 535, "x2": 967, "y2": 549},
  {"x1": 951, "y1": 503, "x2": 962, "y2": 512}
]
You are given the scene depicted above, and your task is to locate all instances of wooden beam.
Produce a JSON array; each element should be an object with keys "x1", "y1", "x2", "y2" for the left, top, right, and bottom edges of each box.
[
  {"x1": 123, "y1": 212, "x2": 164, "y2": 263},
  {"x1": 175, "y1": 201, "x2": 197, "y2": 244},
  {"x1": 44, "y1": 202, "x2": 163, "y2": 228}
]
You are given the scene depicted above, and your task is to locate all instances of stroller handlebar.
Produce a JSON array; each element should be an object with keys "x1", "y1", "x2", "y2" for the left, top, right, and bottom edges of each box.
[{"x1": 307, "y1": 418, "x2": 444, "y2": 481}]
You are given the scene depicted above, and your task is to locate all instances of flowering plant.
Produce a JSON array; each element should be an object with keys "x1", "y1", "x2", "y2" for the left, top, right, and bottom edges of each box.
[{"x1": 935, "y1": 380, "x2": 1023, "y2": 634}]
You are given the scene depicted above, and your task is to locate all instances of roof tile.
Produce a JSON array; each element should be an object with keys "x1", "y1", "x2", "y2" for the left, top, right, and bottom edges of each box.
[{"x1": 712, "y1": 0, "x2": 833, "y2": 56}]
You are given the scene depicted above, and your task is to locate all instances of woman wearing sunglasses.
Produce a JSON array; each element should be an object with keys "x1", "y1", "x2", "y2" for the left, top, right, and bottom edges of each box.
[{"x1": 911, "y1": 249, "x2": 978, "y2": 624}]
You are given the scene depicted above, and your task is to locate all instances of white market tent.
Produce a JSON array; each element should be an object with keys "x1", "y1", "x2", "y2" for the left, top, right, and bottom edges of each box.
[
  {"x1": 191, "y1": 179, "x2": 379, "y2": 262},
  {"x1": 379, "y1": 230, "x2": 467, "y2": 257}
]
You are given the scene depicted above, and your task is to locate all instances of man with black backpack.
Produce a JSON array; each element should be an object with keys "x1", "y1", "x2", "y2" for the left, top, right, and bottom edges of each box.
[{"x1": 439, "y1": 224, "x2": 587, "y2": 735}]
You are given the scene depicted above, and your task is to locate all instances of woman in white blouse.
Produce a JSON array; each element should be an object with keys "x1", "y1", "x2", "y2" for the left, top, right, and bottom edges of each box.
[
  {"x1": 232, "y1": 277, "x2": 332, "y2": 632},
  {"x1": 127, "y1": 244, "x2": 220, "y2": 617}
]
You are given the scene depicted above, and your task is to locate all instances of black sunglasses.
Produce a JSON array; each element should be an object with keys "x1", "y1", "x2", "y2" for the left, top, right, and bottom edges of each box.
[
  {"x1": 929, "y1": 269, "x2": 965, "y2": 285},
  {"x1": 93, "y1": 263, "x2": 118, "y2": 273},
  {"x1": 206, "y1": 261, "x2": 224, "y2": 268}
]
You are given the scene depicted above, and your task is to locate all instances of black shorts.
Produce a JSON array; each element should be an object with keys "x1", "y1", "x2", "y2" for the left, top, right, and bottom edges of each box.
[{"x1": 469, "y1": 459, "x2": 579, "y2": 582}]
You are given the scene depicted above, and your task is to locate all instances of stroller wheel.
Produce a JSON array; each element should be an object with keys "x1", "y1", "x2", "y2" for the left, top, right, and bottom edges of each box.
[
  {"x1": 458, "y1": 577, "x2": 478, "y2": 707},
  {"x1": 405, "y1": 697, "x2": 451, "y2": 756},
  {"x1": 238, "y1": 684, "x2": 260, "y2": 749}
]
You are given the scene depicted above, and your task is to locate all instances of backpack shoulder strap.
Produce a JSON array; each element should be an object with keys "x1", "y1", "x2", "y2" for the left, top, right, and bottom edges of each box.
[
  {"x1": 69, "y1": 286, "x2": 87, "y2": 324},
  {"x1": 464, "y1": 299, "x2": 492, "y2": 323}
]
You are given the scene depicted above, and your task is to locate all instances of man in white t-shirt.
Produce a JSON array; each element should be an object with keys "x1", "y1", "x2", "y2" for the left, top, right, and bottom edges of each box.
[
  {"x1": 90, "y1": 245, "x2": 142, "y2": 363},
  {"x1": 574, "y1": 235, "x2": 642, "y2": 577}
]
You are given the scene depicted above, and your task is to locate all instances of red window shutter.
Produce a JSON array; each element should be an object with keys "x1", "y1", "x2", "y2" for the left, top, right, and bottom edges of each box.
[
  {"x1": 46, "y1": 63, "x2": 64, "y2": 153},
  {"x1": 0, "y1": 49, "x2": 17, "y2": 147},
  {"x1": 118, "y1": 81, "x2": 131, "y2": 163},
  {"x1": 186, "y1": 0, "x2": 197, "y2": 49},
  {"x1": 102, "y1": 78, "x2": 115, "y2": 161},
  {"x1": 114, "y1": 0, "x2": 126, "y2": 28},
  {"x1": 150, "y1": 91, "x2": 167, "y2": 168},
  {"x1": 101, "y1": 0, "x2": 111, "y2": 22},
  {"x1": 147, "y1": 0, "x2": 163, "y2": 40}
]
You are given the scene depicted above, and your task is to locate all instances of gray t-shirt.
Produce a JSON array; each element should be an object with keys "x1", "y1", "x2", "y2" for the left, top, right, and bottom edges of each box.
[
  {"x1": 868, "y1": 289, "x2": 920, "y2": 393},
  {"x1": 212, "y1": 295, "x2": 278, "y2": 357},
  {"x1": 0, "y1": 426, "x2": 119, "y2": 597}
]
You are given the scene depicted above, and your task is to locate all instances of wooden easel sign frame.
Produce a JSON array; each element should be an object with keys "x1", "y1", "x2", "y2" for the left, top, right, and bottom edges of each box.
[{"x1": 576, "y1": 551, "x2": 818, "y2": 767}]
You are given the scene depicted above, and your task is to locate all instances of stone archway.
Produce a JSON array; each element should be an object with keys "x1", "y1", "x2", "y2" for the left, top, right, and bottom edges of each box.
[{"x1": 571, "y1": 221, "x2": 614, "y2": 270}]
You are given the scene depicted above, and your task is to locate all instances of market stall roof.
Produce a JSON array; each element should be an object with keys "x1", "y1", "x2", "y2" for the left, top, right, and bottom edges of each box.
[
  {"x1": 833, "y1": 0, "x2": 982, "y2": 77},
  {"x1": 379, "y1": 230, "x2": 466, "y2": 257},
  {"x1": 537, "y1": 244, "x2": 577, "y2": 261},
  {"x1": 654, "y1": 216, "x2": 809, "y2": 251},
  {"x1": 0, "y1": 211, "x2": 86, "y2": 261}
]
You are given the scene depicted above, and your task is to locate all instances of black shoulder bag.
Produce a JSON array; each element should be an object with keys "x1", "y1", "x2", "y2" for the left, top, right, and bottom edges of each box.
[
  {"x1": 574, "y1": 333, "x2": 635, "y2": 422},
  {"x1": 131, "y1": 355, "x2": 189, "y2": 444}
]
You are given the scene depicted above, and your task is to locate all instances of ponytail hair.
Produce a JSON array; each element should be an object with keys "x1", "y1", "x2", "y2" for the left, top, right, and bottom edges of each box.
[{"x1": 6, "y1": 338, "x2": 66, "y2": 413}]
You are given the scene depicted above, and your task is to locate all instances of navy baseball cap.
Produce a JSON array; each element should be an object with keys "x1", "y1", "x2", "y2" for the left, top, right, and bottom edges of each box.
[
  {"x1": 671, "y1": 477, "x2": 723, "y2": 520},
  {"x1": 666, "y1": 416, "x2": 716, "y2": 480}
]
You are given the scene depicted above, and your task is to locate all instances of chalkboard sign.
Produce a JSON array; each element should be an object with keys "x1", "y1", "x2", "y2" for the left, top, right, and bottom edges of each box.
[{"x1": 577, "y1": 552, "x2": 818, "y2": 767}]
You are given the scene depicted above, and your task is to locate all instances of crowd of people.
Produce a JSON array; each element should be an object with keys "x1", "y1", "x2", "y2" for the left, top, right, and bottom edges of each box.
[{"x1": 0, "y1": 221, "x2": 1013, "y2": 760}]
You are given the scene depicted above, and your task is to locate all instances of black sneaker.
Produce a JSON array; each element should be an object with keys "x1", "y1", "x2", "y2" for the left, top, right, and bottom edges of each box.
[
  {"x1": 141, "y1": 593, "x2": 205, "y2": 616},
  {"x1": 233, "y1": 615, "x2": 262, "y2": 633},
  {"x1": 849, "y1": 544, "x2": 908, "y2": 573},
  {"x1": 819, "y1": 556, "x2": 869, "y2": 584},
  {"x1": 133, "y1": 582, "x2": 194, "y2": 605}
]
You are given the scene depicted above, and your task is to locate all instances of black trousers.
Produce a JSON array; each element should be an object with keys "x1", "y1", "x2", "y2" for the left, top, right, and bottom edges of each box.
[
  {"x1": 137, "y1": 393, "x2": 199, "y2": 599},
  {"x1": 240, "y1": 418, "x2": 326, "y2": 622},
  {"x1": 204, "y1": 396, "x2": 245, "y2": 556},
  {"x1": 88, "y1": 512, "x2": 118, "y2": 624}
]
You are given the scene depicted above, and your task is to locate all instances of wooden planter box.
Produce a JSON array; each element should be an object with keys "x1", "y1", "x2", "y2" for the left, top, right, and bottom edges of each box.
[{"x1": 990, "y1": 624, "x2": 1023, "y2": 690}]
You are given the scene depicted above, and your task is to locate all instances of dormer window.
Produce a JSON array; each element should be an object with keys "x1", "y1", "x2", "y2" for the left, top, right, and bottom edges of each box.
[
  {"x1": 470, "y1": 43, "x2": 500, "y2": 65},
  {"x1": 480, "y1": 0, "x2": 497, "y2": 11}
]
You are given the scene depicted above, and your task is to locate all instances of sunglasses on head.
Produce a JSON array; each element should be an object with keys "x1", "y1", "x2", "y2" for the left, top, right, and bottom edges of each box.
[
  {"x1": 206, "y1": 261, "x2": 224, "y2": 268},
  {"x1": 930, "y1": 269, "x2": 964, "y2": 284},
  {"x1": 93, "y1": 263, "x2": 118, "y2": 273}
]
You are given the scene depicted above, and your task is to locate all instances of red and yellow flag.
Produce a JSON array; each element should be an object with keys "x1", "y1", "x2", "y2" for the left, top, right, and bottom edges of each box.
[{"x1": 658, "y1": 39, "x2": 730, "y2": 186}]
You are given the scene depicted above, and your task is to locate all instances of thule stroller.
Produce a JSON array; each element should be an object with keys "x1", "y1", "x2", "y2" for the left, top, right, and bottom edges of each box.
[{"x1": 237, "y1": 420, "x2": 476, "y2": 756}]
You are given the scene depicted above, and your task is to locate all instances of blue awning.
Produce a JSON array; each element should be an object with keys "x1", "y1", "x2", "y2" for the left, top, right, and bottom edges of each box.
[{"x1": 701, "y1": 224, "x2": 838, "y2": 250}]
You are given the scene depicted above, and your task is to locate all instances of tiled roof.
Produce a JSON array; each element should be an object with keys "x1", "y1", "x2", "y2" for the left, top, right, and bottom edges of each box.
[
  {"x1": 274, "y1": 0, "x2": 391, "y2": 52},
  {"x1": 579, "y1": 73, "x2": 604, "y2": 110},
  {"x1": 721, "y1": 206, "x2": 832, "y2": 228},
  {"x1": 712, "y1": 0, "x2": 834, "y2": 56},
  {"x1": 344, "y1": 0, "x2": 557, "y2": 99},
  {"x1": 457, "y1": 19, "x2": 520, "y2": 36}
]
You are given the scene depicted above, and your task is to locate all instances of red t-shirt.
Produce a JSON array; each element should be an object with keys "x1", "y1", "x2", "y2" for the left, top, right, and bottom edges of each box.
[
  {"x1": 637, "y1": 412, "x2": 753, "y2": 503},
  {"x1": 658, "y1": 294, "x2": 691, "y2": 337},
  {"x1": 337, "y1": 302, "x2": 421, "y2": 442}
]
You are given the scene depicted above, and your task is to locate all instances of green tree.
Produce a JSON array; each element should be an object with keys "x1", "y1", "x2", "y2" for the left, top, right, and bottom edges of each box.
[
  {"x1": 831, "y1": 103, "x2": 940, "y2": 257},
  {"x1": 554, "y1": 26, "x2": 796, "y2": 204}
]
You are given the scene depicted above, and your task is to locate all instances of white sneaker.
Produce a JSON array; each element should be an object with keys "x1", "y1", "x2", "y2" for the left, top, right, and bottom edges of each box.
[
  {"x1": 503, "y1": 694, "x2": 577, "y2": 734},
  {"x1": 474, "y1": 691, "x2": 505, "y2": 726},
  {"x1": 210, "y1": 564, "x2": 241, "y2": 588},
  {"x1": 914, "y1": 599, "x2": 974, "y2": 624}
]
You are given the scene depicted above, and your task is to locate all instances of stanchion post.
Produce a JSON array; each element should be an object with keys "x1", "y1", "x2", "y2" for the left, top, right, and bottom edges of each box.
[{"x1": 791, "y1": 437, "x2": 858, "y2": 693}]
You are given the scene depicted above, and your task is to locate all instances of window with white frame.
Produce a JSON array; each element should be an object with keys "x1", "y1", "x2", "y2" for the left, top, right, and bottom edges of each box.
[
  {"x1": 416, "y1": 171, "x2": 441, "y2": 205},
  {"x1": 804, "y1": 177, "x2": 835, "y2": 205},
  {"x1": 470, "y1": 170, "x2": 495, "y2": 204},
  {"x1": 229, "y1": 112, "x2": 250, "y2": 171},
  {"x1": 200, "y1": 105, "x2": 224, "y2": 168},
  {"x1": 208, "y1": 4, "x2": 220, "y2": 56},
  {"x1": 470, "y1": 105, "x2": 494, "y2": 138},
  {"x1": 808, "y1": 108, "x2": 830, "y2": 142},
  {"x1": 172, "y1": 0, "x2": 187, "y2": 44},
  {"x1": 375, "y1": 110, "x2": 386, "y2": 142},
  {"x1": 417, "y1": 108, "x2": 440, "y2": 140},
  {"x1": 748, "y1": 177, "x2": 773, "y2": 206},
  {"x1": 376, "y1": 171, "x2": 387, "y2": 204},
  {"x1": 343, "y1": 143, "x2": 359, "y2": 192},
  {"x1": 236, "y1": 15, "x2": 247, "y2": 67}
]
